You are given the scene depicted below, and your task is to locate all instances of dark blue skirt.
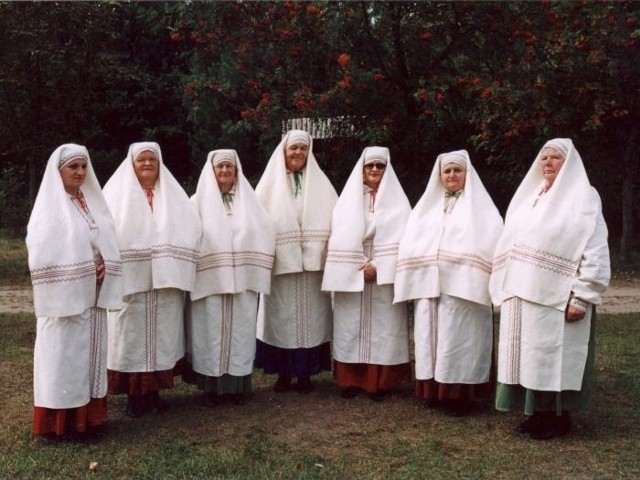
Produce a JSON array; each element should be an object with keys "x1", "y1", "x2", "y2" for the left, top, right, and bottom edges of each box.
[{"x1": 254, "y1": 340, "x2": 332, "y2": 377}]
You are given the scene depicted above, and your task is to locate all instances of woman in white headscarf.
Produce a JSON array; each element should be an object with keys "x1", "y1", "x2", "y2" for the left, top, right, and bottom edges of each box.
[
  {"x1": 185, "y1": 149, "x2": 275, "y2": 406},
  {"x1": 490, "y1": 138, "x2": 610, "y2": 439},
  {"x1": 255, "y1": 130, "x2": 338, "y2": 393},
  {"x1": 103, "y1": 142, "x2": 201, "y2": 418},
  {"x1": 27, "y1": 144, "x2": 122, "y2": 438},
  {"x1": 322, "y1": 146, "x2": 411, "y2": 401},
  {"x1": 395, "y1": 150, "x2": 503, "y2": 415}
]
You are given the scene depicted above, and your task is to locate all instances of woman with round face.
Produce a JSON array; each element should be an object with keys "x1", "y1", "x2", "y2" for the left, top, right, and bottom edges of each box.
[
  {"x1": 395, "y1": 150, "x2": 503, "y2": 416},
  {"x1": 323, "y1": 147, "x2": 412, "y2": 401},
  {"x1": 186, "y1": 150, "x2": 275, "y2": 407},
  {"x1": 103, "y1": 142, "x2": 201, "y2": 418},
  {"x1": 255, "y1": 130, "x2": 338, "y2": 394},
  {"x1": 491, "y1": 139, "x2": 610, "y2": 440},
  {"x1": 27, "y1": 144, "x2": 122, "y2": 439}
]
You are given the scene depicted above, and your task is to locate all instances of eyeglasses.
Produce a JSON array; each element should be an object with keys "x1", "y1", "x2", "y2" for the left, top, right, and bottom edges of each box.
[{"x1": 364, "y1": 163, "x2": 386, "y2": 170}]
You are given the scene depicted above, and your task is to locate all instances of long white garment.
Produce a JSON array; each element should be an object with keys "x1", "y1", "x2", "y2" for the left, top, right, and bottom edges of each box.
[
  {"x1": 257, "y1": 271, "x2": 332, "y2": 348},
  {"x1": 414, "y1": 295, "x2": 492, "y2": 382},
  {"x1": 492, "y1": 139, "x2": 610, "y2": 391},
  {"x1": 188, "y1": 292, "x2": 258, "y2": 376},
  {"x1": 497, "y1": 210, "x2": 609, "y2": 391},
  {"x1": 107, "y1": 288, "x2": 185, "y2": 372},
  {"x1": 256, "y1": 130, "x2": 336, "y2": 348},
  {"x1": 34, "y1": 308, "x2": 107, "y2": 408}
]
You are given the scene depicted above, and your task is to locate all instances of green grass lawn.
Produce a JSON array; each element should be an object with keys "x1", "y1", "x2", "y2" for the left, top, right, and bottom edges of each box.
[{"x1": 0, "y1": 311, "x2": 638, "y2": 479}]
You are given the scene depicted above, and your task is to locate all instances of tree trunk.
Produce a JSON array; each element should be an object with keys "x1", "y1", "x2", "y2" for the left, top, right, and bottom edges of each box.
[{"x1": 619, "y1": 123, "x2": 638, "y2": 264}]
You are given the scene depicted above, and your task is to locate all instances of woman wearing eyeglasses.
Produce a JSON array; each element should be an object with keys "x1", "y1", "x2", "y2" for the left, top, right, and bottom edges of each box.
[{"x1": 322, "y1": 146, "x2": 412, "y2": 401}]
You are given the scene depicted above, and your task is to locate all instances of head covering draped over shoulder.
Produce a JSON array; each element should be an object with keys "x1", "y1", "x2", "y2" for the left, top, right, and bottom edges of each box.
[
  {"x1": 27, "y1": 144, "x2": 123, "y2": 317},
  {"x1": 255, "y1": 130, "x2": 337, "y2": 275},
  {"x1": 489, "y1": 138, "x2": 605, "y2": 309},
  {"x1": 190, "y1": 149, "x2": 275, "y2": 300},
  {"x1": 322, "y1": 146, "x2": 410, "y2": 292},
  {"x1": 102, "y1": 142, "x2": 201, "y2": 296},
  {"x1": 394, "y1": 150, "x2": 503, "y2": 305}
]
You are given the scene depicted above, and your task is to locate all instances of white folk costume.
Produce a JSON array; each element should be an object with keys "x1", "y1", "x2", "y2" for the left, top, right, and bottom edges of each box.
[
  {"x1": 103, "y1": 142, "x2": 201, "y2": 413},
  {"x1": 395, "y1": 150, "x2": 503, "y2": 411},
  {"x1": 490, "y1": 139, "x2": 610, "y2": 421},
  {"x1": 322, "y1": 147, "x2": 411, "y2": 395},
  {"x1": 186, "y1": 150, "x2": 275, "y2": 401},
  {"x1": 255, "y1": 130, "x2": 337, "y2": 382},
  {"x1": 27, "y1": 144, "x2": 122, "y2": 436}
]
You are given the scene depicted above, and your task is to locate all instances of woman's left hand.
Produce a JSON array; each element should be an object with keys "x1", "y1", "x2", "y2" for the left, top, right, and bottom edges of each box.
[{"x1": 566, "y1": 305, "x2": 586, "y2": 322}]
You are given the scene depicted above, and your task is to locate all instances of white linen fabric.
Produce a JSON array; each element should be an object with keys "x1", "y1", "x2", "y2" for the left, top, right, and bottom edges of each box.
[
  {"x1": 489, "y1": 139, "x2": 608, "y2": 310},
  {"x1": 414, "y1": 295, "x2": 492, "y2": 382},
  {"x1": 27, "y1": 144, "x2": 122, "y2": 318},
  {"x1": 107, "y1": 288, "x2": 186, "y2": 372},
  {"x1": 34, "y1": 308, "x2": 107, "y2": 408},
  {"x1": 395, "y1": 150, "x2": 503, "y2": 306},
  {"x1": 255, "y1": 130, "x2": 337, "y2": 275},
  {"x1": 190, "y1": 150, "x2": 275, "y2": 300},
  {"x1": 188, "y1": 291, "x2": 259, "y2": 376},
  {"x1": 322, "y1": 146, "x2": 411, "y2": 292},
  {"x1": 102, "y1": 142, "x2": 201, "y2": 296}
]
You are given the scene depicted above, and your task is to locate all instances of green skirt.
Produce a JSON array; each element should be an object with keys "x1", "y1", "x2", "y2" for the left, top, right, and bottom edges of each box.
[{"x1": 186, "y1": 371, "x2": 252, "y2": 396}]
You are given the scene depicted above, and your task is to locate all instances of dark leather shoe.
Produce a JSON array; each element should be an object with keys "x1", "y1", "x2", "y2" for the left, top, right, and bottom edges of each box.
[
  {"x1": 294, "y1": 376, "x2": 314, "y2": 394},
  {"x1": 273, "y1": 375, "x2": 292, "y2": 393},
  {"x1": 516, "y1": 414, "x2": 540, "y2": 433},
  {"x1": 341, "y1": 387, "x2": 359, "y2": 399}
]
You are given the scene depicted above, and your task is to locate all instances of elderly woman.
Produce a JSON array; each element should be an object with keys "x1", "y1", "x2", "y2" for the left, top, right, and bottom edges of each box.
[
  {"x1": 103, "y1": 142, "x2": 201, "y2": 417},
  {"x1": 27, "y1": 144, "x2": 122, "y2": 439},
  {"x1": 322, "y1": 147, "x2": 412, "y2": 401},
  {"x1": 255, "y1": 130, "x2": 338, "y2": 393},
  {"x1": 490, "y1": 138, "x2": 610, "y2": 439},
  {"x1": 395, "y1": 150, "x2": 503, "y2": 415},
  {"x1": 186, "y1": 150, "x2": 275, "y2": 406}
]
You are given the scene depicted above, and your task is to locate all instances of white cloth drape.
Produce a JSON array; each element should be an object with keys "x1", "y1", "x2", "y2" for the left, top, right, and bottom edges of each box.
[
  {"x1": 190, "y1": 150, "x2": 275, "y2": 300},
  {"x1": 395, "y1": 150, "x2": 502, "y2": 306},
  {"x1": 103, "y1": 142, "x2": 201, "y2": 296},
  {"x1": 255, "y1": 130, "x2": 337, "y2": 275},
  {"x1": 322, "y1": 146, "x2": 410, "y2": 292},
  {"x1": 27, "y1": 144, "x2": 122, "y2": 317}
]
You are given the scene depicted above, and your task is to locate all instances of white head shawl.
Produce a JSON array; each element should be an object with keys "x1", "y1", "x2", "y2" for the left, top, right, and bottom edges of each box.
[
  {"x1": 489, "y1": 138, "x2": 604, "y2": 309},
  {"x1": 394, "y1": 150, "x2": 503, "y2": 305},
  {"x1": 322, "y1": 146, "x2": 410, "y2": 292},
  {"x1": 103, "y1": 142, "x2": 201, "y2": 295},
  {"x1": 255, "y1": 130, "x2": 337, "y2": 275},
  {"x1": 190, "y1": 149, "x2": 275, "y2": 300},
  {"x1": 27, "y1": 144, "x2": 123, "y2": 317}
]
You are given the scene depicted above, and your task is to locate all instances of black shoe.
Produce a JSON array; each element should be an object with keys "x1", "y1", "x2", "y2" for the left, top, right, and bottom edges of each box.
[
  {"x1": 441, "y1": 399, "x2": 469, "y2": 417},
  {"x1": 530, "y1": 411, "x2": 572, "y2": 440},
  {"x1": 125, "y1": 395, "x2": 146, "y2": 418},
  {"x1": 516, "y1": 413, "x2": 541, "y2": 434},
  {"x1": 273, "y1": 375, "x2": 292, "y2": 393},
  {"x1": 294, "y1": 376, "x2": 314, "y2": 394},
  {"x1": 424, "y1": 398, "x2": 440, "y2": 409},
  {"x1": 341, "y1": 387, "x2": 359, "y2": 399},
  {"x1": 146, "y1": 391, "x2": 168, "y2": 413},
  {"x1": 369, "y1": 390, "x2": 390, "y2": 402},
  {"x1": 203, "y1": 392, "x2": 222, "y2": 407}
]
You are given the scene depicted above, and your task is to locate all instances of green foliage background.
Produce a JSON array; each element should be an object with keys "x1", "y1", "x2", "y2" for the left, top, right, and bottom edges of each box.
[{"x1": 1, "y1": 1, "x2": 638, "y2": 257}]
